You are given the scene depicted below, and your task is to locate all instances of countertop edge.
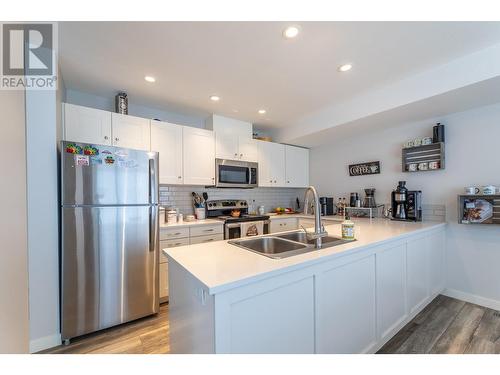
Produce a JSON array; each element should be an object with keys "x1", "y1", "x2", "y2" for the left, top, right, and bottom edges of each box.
[{"x1": 165, "y1": 221, "x2": 446, "y2": 295}]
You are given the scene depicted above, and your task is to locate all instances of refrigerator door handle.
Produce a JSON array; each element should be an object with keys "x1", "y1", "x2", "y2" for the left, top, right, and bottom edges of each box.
[
  {"x1": 149, "y1": 205, "x2": 158, "y2": 252},
  {"x1": 149, "y1": 158, "x2": 157, "y2": 204}
]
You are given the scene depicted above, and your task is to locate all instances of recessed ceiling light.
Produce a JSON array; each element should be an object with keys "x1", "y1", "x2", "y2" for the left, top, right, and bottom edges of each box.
[
  {"x1": 258, "y1": 109, "x2": 266, "y2": 114},
  {"x1": 209, "y1": 95, "x2": 220, "y2": 102},
  {"x1": 338, "y1": 64, "x2": 352, "y2": 72},
  {"x1": 283, "y1": 26, "x2": 300, "y2": 39},
  {"x1": 144, "y1": 76, "x2": 156, "y2": 83}
]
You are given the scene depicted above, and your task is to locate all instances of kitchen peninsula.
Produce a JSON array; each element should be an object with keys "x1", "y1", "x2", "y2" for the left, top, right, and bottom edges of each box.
[{"x1": 165, "y1": 218, "x2": 446, "y2": 354}]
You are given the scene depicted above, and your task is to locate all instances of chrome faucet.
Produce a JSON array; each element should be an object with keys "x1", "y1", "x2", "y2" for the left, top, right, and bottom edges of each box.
[{"x1": 303, "y1": 186, "x2": 328, "y2": 248}]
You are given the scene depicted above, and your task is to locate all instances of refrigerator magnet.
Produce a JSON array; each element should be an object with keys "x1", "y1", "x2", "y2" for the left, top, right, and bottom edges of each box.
[
  {"x1": 104, "y1": 155, "x2": 115, "y2": 164},
  {"x1": 66, "y1": 143, "x2": 82, "y2": 154},
  {"x1": 90, "y1": 156, "x2": 102, "y2": 165},
  {"x1": 74, "y1": 155, "x2": 89, "y2": 166},
  {"x1": 83, "y1": 145, "x2": 99, "y2": 156}
]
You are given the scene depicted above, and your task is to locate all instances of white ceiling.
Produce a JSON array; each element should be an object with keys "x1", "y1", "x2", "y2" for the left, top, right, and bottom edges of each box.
[{"x1": 59, "y1": 21, "x2": 500, "y2": 130}]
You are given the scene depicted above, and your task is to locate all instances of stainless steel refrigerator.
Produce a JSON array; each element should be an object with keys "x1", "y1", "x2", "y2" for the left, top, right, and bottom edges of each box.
[{"x1": 60, "y1": 141, "x2": 159, "y2": 343}]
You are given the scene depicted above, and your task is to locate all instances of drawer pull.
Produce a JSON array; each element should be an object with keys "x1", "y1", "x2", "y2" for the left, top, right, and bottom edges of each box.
[
  {"x1": 203, "y1": 239, "x2": 215, "y2": 242},
  {"x1": 203, "y1": 229, "x2": 214, "y2": 232}
]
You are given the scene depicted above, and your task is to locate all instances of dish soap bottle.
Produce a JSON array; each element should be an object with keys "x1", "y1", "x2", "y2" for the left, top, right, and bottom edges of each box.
[{"x1": 342, "y1": 215, "x2": 355, "y2": 240}]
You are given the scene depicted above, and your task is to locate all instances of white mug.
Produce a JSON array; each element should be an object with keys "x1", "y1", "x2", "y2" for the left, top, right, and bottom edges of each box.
[
  {"x1": 408, "y1": 163, "x2": 418, "y2": 172},
  {"x1": 429, "y1": 161, "x2": 440, "y2": 170},
  {"x1": 465, "y1": 186, "x2": 480, "y2": 195},
  {"x1": 422, "y1": 137, "x2": 433, "y2": 145},
  {"x1": 413, "y1": 138, "x2": 423, "y2": 147},
  {"x1": 482, "y1": 185, "x2": 497, "y2": 195},
  {"x1": 418, "y1": 162, "x2": 428, "y2": 171},
  {"x1": 403, "y1": 140, "x2": 414, "y2": 148}
]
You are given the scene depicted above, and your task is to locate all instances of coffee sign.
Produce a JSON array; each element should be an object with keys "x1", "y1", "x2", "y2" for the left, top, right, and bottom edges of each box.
[{"x1": 349, "y1": 161, "x2": 380, "y2": 176}]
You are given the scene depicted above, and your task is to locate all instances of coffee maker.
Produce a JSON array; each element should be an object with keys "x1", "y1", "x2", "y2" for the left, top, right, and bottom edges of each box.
[
  {"x1": 319, "y1": 197, "x2": 335, "y2": 216},
  {"x1": 391, "y1": 181, "x2": 422, "y2": 222}
]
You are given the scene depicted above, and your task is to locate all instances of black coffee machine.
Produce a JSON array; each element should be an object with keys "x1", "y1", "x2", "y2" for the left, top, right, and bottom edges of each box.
[
  {"x1": 391, "y1": 181, "x2": 422, "y2": 222},
  {"x1": 319, "y1": 197, "x2": 334, "y2": 216}
]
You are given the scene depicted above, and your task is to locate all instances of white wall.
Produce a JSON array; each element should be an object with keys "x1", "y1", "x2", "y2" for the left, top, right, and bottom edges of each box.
[
  {"x1": 66, "y1": 89, "x2": 206, "y2": 128},
  {"x1": 310, "y1": 102, "x2": 500, "y2": 309},
  {"x1": 0, "y1": 90, "x2": 30, "y2": 353},
  {"x1": 25, "y1": 88, "x2": 61, "y2": 352}
]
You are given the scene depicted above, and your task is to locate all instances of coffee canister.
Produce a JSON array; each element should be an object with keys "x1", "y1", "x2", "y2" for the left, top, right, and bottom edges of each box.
[
  {"x1": 433, "y1": 123, "x2": 445, "y2": 143},
  {"x1": 115, "y1": 92, "x2": 128, "y2": 115}
]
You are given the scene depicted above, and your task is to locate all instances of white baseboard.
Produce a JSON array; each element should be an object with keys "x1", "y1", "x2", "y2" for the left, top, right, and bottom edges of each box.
[
  {"x1": 30, "y1": 333, "x2": 61, "y2": 353},
  {"x1": 443, "y1": 288, "x2": 500, "y2": 311}
]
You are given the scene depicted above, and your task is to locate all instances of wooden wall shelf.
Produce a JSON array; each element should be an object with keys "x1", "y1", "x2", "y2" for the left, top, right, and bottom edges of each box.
[
  {"x1": 458, "y1": 194, "x2": 500, "y2": 225},
  {"x1": 402, "y1": 142, "x2": 445, "y2": 172}
]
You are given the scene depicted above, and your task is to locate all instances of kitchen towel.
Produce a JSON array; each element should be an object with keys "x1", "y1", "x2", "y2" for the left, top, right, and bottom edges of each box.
[{"x1": 240, "y1": 221, "x2": 264, "y2": 237}]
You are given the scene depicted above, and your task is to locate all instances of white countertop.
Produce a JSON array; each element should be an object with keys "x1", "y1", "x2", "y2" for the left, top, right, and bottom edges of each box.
[
  {"x1": 160, "y1": 218, "x2": 223, "y2": 229},
  {"x1": 164, "y1": 218, "x2": 446, "y2": 295}
]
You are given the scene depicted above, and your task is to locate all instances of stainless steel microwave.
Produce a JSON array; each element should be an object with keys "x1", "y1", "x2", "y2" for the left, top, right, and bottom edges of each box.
[{"x1": 215, "y1": 159, "x2": 258, "y2": 188}]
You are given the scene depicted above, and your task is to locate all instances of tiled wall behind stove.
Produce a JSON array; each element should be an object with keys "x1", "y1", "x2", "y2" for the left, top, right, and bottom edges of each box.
[{"x1": 159, "y1": 185, "x2": 307, "y2": 215}]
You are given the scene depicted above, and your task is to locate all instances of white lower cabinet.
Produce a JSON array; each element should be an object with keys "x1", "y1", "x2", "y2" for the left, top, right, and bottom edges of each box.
[
  {"x1": 428, "y1": 230, "x2": 446, "y2": 296},
  {"x1": 168, "y1": 226, "x2": 446, "y2": 353},
  {"x1": 159, "y1": 224, "x2": 223, "y2": 301},
  {"x1": 376, "y1": 243, "x2": 407, "y2": 341},
  {"x1": 316, "y1": 255, "x2": 377, "y2": 353},
  {"x1": 407, "y1": 235, "x2": 430, "y2": 314},
  {"x1": 159, "y1": 262, "x2": 169, "y2": 302},
  {"x1": 270, "y1": 218, "x2": 298, "y2": 233}
]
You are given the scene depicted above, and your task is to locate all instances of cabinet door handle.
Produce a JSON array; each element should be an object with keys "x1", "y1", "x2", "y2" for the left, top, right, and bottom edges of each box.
[
  {"x1": 234, "y1": 153, "x2": 238, "y2": 157},
  {"x1": 240, "y1": 153, "x2": 243, "y2": 158},
  {"x1": 203, "y1": 238, "x2": 215, "y2": 242},
  {"x1": 178, "y1": 176, "x2": 182, "y2": 179},
  {"x1": 287, "y1": 181, "x2": 290, "y2": 183},
  {"x1": 269, "y1": 180, "x2": 273, "y2": 183},
  {"x1": 115, "y1": 137, "x2": 119, "y2": 142},
  {"x1": 104, "y1": 136, "x2": 109, "y2": 140},
  {"x1": 274, "y1": 180, "x2": 277, "y2": 183}
]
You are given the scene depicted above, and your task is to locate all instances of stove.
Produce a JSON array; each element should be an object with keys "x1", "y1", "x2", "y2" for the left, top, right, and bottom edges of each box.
[{"x1": 206, "y1": 199, "x2": 270, "y2": 239}]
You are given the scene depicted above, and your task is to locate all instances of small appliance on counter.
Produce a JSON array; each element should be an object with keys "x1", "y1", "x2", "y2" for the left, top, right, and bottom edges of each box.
[
  {"x1": 391, "y1": 181, "x2": 422, "y2": 222},
  {"x1": 350, "y1": 192, "x2": 361, "y2": 208},
  {"x1": 363, "y1": 188, "x2": 377, "y2": 208},
  {"x1": 319, "y1": 197, "x2": 335, "y2": 216}
]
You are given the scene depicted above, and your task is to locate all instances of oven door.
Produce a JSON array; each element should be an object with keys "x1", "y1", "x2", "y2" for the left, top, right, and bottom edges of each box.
[
  {"x1": 225, "y1": 220, "x2": 270, "y2": 239},
  {"x1": 216, "y1": 159, "x2": 258, "y2": 188}
]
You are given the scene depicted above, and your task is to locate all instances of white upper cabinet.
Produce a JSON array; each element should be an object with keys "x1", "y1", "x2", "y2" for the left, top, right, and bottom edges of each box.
[
  {"x1": 111, "y1": 113, "x2": 151, "y2": 151},
  {"x1": 285, "y1": 145, "x2": 309, "y2": 187},
  {"x1": 208, "y1": 115, "x2": 257, "y2": 162},
  {"x1": 183, "y1": 127, "x2": 215, "y2": 186},
  {"x1": 215, "y1": 132, "x2": 240, "y2": 160},
  {"x1": 258, "y1": 140, "x2": 285, "y2": 187},
  {"x1": 215, "y1": 133, "x2": 258, "y2": 162},
  {"x1": 238, "y1": 137, "x2": 258, "y2": 162},
  {"x1": 206, "y1": 114, "x2": 253, "y2": 137},
  {"x1": 150, "y1": 120, "x2": 184, "y2": 185},
  {"x1": 63, "y1": 103, "x2": 112, "y2": 145}
]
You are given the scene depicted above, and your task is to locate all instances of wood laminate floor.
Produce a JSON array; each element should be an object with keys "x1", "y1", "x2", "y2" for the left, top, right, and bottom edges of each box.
[
  {"x1": 41, "y1": 296, "x2": 500, "y2": 354},
  {"x1": 378, "y1": 295, "x2": 500, "y2": 354},
  {"x1": 40, "y1": 303, "x2": 170, "y2": 354}
]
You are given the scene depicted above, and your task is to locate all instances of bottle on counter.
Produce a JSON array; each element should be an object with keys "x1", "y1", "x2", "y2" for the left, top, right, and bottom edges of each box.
[
  {"x1": 337, "y1": 198, "x2": 343, "y2": 216},
  {"x1": 341, "y1": 215, "x2": 355, "y2": 240}
]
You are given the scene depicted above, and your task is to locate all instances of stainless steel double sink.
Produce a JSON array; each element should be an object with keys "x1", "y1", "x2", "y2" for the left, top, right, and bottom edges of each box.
[{"x1": 229, "y1": 230, "x2": 355, "y2": 259}]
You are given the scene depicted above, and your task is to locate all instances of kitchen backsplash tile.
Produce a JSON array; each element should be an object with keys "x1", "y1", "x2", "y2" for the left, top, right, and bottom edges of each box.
[{"x1": 159, "y1": 185, "x2": 307, "y2": 215}]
